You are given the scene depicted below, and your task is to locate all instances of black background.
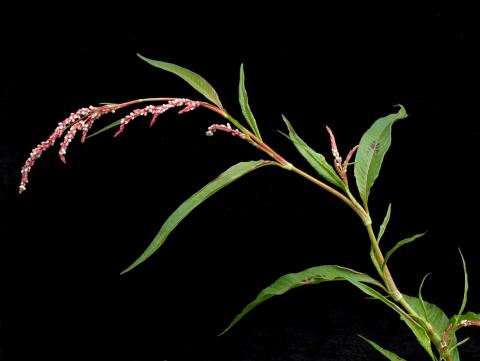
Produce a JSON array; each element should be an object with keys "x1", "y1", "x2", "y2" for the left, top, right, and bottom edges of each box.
[{"x1": 1, "y1": 4, "x2": 479, "y2": 361}]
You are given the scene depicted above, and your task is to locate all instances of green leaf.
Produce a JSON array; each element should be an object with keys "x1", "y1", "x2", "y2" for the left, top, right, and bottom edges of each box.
[
  {"x1": 239, "y1": 64, "x2": 261, "y2": 139},
  {"x1": 382, "y1": 232, "x2": 426, "y2": 270},
  {"x1": 87, "y1": 118, "x2": 123, "y2": 138},
  {"x1": 371, "y1": 203, "x2": 391, "y2": 275},
  {"x1": 403, "y1": 295, "x2": 449, "y2": 335},
  {"x1": 455, "y1": 249, "x2": 468, "y2": 325},
  {"x1": 359, "y1": 335, "x2": 408, "y2": 361},
  {"x1": 378, "y1": 203, "x2": 392, "y2": 243},
  {"x1": 418, "y1": 273, "x2": 431, "y2": 324},
  {"x1": 403, "y1": 294, "x2": 459, "y2": 361},
  {"x1": 220, "y1": 265, "x2": 383, "y2": 335},
  {"x1": 121, "y1": 160, "x2": 275, "y2": 274},
  {"x1": 354, "y1": 105, "x2": 408, "y2": 205},
  {"x1": 137, "y1": 54, "x2": 224, "y2": 108},
  {"x1": 281, "y1": 115, "x2": 345, "y2": 190}
]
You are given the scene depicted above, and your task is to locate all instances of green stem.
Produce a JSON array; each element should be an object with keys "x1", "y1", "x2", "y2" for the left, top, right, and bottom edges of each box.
[{"x1": 365, "y1": 222, "x2": 444, "y2": 351}]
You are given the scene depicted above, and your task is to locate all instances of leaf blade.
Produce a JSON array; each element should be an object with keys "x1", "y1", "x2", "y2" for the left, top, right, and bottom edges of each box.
[
  {"x1": 382, "y1": 232, "x2": 426, "y2": 270},
  {"x1": 137, "y1": 54, "x2": 223, "y2": 108},
  {"x1": 354, "y1": 105, "x2": 408, "y2": 205},
  {"x1": 239, "y1": 64, "x2": 261, "y2": 139},
  {"x1": 220, "y1": 265, "x2": 382, "y2": 335},
  {"x1": 378, "y1": 203, "x2": 392, "y2": 243},
  {"x1": 282, "y1": 115, "x2": 345, "y2": 190},
  {"x1": 359, "y1": 335, "x2": 409, "y2": 361},
  {"x1": 121, "y1": 160, "x2": 275, "y2": 274}
]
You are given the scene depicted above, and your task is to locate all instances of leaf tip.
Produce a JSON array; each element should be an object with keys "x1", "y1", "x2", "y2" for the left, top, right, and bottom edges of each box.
[{"x1": 393, "y1": 104, "x2": 408, "y2": 119}]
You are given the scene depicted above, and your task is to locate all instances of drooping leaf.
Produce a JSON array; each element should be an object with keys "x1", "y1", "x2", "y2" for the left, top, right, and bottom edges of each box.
[
  {"x1": 281, "y1": 115, "x2": 345, "y2": 190},
  {"x1": 121, "y1": 160, "x2": 276, "y2": 274},
  {"x1": 378, "y1": 203, "x2": 392, "y2": 243},
  {"x1": 354, "y1": 105, "x2": 408, "y2": 205},
  {"x1": 239, "y1": 64, "x2": 261, "y2": 139},
  {"x1": 137, "y1": 54, "x2": 224, "y2": 108},
  {"x1": 359, "y1": 335, "x2": 408, "y2": 361},
  {"x1": 220, "y1": 265, "x2": 383, "y2": 335},
  {"x1": 382, "y1": 232, "x2": 426, "y2": 270}
]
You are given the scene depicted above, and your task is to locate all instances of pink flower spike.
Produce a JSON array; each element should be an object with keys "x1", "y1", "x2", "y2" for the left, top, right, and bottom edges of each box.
[
  {"x1": 344, "y1": 145, "x2": 359, "y2": 167},
  {"x1": 19, "y1": 105, "x2": 114, "y2": 193},
  {"x1": 206, "y1": 123, "x2": 246, "y2": 139},
  {"x1": 325, "y1": 125, "x2": 342, "y2": 166}
]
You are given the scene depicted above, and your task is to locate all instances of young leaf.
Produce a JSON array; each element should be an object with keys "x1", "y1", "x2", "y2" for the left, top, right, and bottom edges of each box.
[
  {"x1": 87, "y1": 118, "x2": 123, "y2": 138},
  {"x1": 418, "y1": 274, "x2": 431, "y2": 323},
  {"x1": 121, "y1": 160, "x2": 276, "y2": 274},
  {"x1": 371, "y1": 203, "x2": 391, "y2": 274},
  {"x1": 137, "y1": 54, "x2": 224, "y2": 108},
  {"x1": 455, "y1": 249, "x2": 468, "y2": 325},
  {"x1": 239, "y1": 64, "x2": 261, "y2": 139},
  {"x1": 281, "y1": 115, "x2": 345, "y2": 190},
  {"x1": 378, "y1": 203, "x2": 392, "y2": 243},
  {"x1": 354, "y1": 105, "x2": 408, "y2": 205},
  {"x1": 359, "y1": 335, "x2": 408, "y2": 361},
  {"x1": 220, "y1": 265, "x2": 383, "y2": 335},
  {"x1": 382, "y1": 232, "x2": 426, "y2": 270}
]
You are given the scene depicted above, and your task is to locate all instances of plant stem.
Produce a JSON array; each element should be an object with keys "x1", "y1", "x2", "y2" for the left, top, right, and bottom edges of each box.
[{"x1": 365, "y1": 222, "x2": 444, "y2": 351}]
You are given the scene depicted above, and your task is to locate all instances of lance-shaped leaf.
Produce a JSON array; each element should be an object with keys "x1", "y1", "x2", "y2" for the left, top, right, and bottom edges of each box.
[
  {"x1": 378, "y1": 203, "x2": 392, "y2": 243},
  {"x1": 220, "y1": 265, "x2": 383, "y2": 335},
  {"x1": 359, "y1": 335, "x2": 409, "y2": 361},
  {"x1": 121, "y1": 160, "x2": 276, "y2": 274},
  {"x1": 454, "y1": 249, "x2": 468, "y2": 325},
  {"x1": 87, "y1": 118, "x2": 123, "y2": 138},
  {"x1": 137, "y1": 54, "x2": 224, "y2": 109},
  {"x1": 382, "y1": 232, "x2": 426, "y2": 271},
  {"x1": 354, "y1": 105, "x2": 408, "y2": 205},
  {"x1": 239, "y1": 64, "x2": 261, "y2": 139},
  {"x1": 370, "y1": 203, "x2": 392, "y2": 274},
  {"x1": 281, "y1": 115, "x2": 345, "y2": 190}
]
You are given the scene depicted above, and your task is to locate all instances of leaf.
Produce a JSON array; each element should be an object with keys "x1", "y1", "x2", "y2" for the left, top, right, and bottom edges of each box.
[
  {"x1": 403, "y1": 295, "x2": 449, "y2": 336},
  {"x1": 359, "y1": 335, "x2": 408, "y2": 361},
  {"x1": 349, "y1": 283, "x2": 436, "y2": 359},
  {"x1": 220, "y1": 265, "x2": 383, "y2": 335},
  {"x1": 418, "y1": 273, "x2": 431, "y2": 323},
  {"x1": 87, "y1": 118, "x2": 123, "y2": 138},
  {"x1": 239, "y1": 64, "x2": 261, "y2": 139},
  {"x1": 455, "y1": 249, "x2": 468, "y2": 325},
  {"x1": 354, "y1": 105, "x2": 408, "y2": 205},
  {"x1": 378, "y1": 203, "x2": 392, "y2": 243},
  {"x1": 382, "y1": 232, "x2": 426, "y2": 270},
  {"x1": 371, "y1": 203, "x2": 391, "y2": 274},
  {"x1": 281, "y1": 115, "x2": 345, "y2": 190},
  {"x1": 403, "y1": 294, "x2": 459, "y2": 361},
  {"x1": 121, "y1": 160, "x2": 275, "y2": 274},
  {"x1": 137, "y1": 54, "x2": 224, "y2": 108}
]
